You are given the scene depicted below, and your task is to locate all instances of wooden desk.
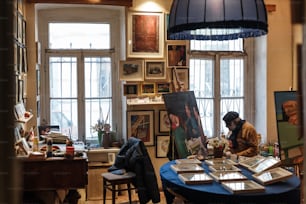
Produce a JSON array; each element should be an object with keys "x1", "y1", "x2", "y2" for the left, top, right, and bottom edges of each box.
[{"x1": 22, "y1": 156, "x2": 88, "y2": 190}]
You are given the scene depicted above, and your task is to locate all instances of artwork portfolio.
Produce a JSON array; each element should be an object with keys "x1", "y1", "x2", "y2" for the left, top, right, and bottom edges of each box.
[{"x1": 163, "y1": 91, "x2": 207, "y2": 159}]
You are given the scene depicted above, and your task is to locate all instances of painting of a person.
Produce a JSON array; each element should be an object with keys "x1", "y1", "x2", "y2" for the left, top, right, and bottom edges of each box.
[
  {"x1": 184, "y1": 103, "x2": 199, "y2": 139},
  {"x1": 223, "y1": 111, "x2": 259, "y2": 157},
  {"x1": 169, "y1": 113, "x2": 189, "y2": 158},
  {"x1": 282, "y1": 100, "x2": 298, "y2": 125}
]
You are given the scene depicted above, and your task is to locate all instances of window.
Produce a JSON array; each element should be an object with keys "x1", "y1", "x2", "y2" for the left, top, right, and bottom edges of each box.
[
  {"x1": 189, "y1": 39, "x2": 249, "y2": 138},
  {"x1": 44, "y1": 21, "x2": 115, "y2": 141}
]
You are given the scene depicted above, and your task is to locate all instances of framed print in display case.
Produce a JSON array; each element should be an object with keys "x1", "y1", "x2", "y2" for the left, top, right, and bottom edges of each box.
[
  {"x1": 119, "y1": 60, "x2": 144, "y2": 81},
  {"x1": 178, "y1": 172, "x2": 213, "y2": 185},
  {"x1": 159, "y1": 110, "x2": 170, "y2": 133},
  {"x1": 141, "y1": 83, "x2": 155, "y2": 95},
  {"x1": 252, "y1": 167, "x2": 293, "y2": 185},
  {"x1": 127, "y1": 110, "x2": 154, "y2": 146},
  {"x1": 156, "y1": 82, "x2": 171, "y2": 94},
  {"x1": 170, "y1": 163, "x2": 204, "y2": 174},
  {"x1": 172, "y1": 68, "x2": 189, "y2": 91},
  {"x1": 127, "y1": 11, "x2": 164, "y2": 58},
  {"x1": 209, "y1": 171, "x2": 247, "y2": 182},
  {"x1": 145, "y1": 60, "x2": 166, "y2": 80},
  {"x1": 221, "y1": 180, "x2": 265, "y2": 194},
  {"x1": 123, "y1": 83, "x2": 139, "y2": 97},
  {"x1": 156, "y1": 135, "x2": 170, "y2": 158},
  {"x1": 167, "y1": 41, "x2": 188, "y2": 67}
]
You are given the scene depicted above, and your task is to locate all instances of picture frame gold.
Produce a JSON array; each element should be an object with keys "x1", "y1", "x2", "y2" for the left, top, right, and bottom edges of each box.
[
  {"x1": 156, "y1": 135, "x2": 170, "y2": 158},
  {"x1": 127, "y1": 11, "x2": 164, "y2": 58},
  {"x1": 127, "y1": 110, "x2": 154, "y2": 146},
  {"x1": 141, "y1": 83, "x2": 155, "y2": 95},
  {"x1": 119, "y1": 60, "x2": 144, "y2": 81},
  {"x1": 156, "y1": 82, "x2": 171, "y2": 94},
  {"x1": 123, "y1": 83, "x2": 139, "y2": 97},
  {"x1": 145, "y1": 60, "x2": 166, "y2": 80}
]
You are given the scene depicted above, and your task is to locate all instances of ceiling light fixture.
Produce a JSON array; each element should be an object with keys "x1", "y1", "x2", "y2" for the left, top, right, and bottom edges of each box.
[{"x1": 168, "y1": 0, "x2": 268, "y2": 41}]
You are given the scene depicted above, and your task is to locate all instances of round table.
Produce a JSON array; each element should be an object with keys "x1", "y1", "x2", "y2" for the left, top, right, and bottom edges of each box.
[{"x1": 160, "y1": 160, "x2": 301, "y2": 204}]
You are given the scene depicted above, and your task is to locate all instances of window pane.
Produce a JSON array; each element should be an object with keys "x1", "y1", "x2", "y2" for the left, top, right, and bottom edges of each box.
[
  {"x1": 49, "y1": 57, "x2": 77, "y2": 98},
  {"x1": 197, "y1": 99, "x2": 214, "y2": 137},
  {"x1": 50, "y1": 99, "x2": 78, "y2": 140},
  {"x1": 220, "y1": 99, "x2": 244, "y2": 134},
  {"x1": 190, "y1": 37, "x2": 243, "y2": 51},
  {"x1": 84, "y1": 57, "x2": 112, "y2": 140},
  {"x1": 49, "y1": 23, "x2": 110, "y2": 49},
  {"x1": 84, "y1": 57, "x2": 112, "y2": 98},
  {"x1": 190, "y1": 59, "x2": 214, "y2": 97},
  {"x1": 220, "y1": 58, "x2": 244, "y2": 97}
]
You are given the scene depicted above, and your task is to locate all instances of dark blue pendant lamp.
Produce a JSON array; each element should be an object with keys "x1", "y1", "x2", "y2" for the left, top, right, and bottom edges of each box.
[{"x1": 168, "y1": 0, "x2": 268, "y2": 41}]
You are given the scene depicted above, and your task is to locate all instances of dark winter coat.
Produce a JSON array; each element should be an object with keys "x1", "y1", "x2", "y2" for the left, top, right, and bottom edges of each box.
[{"x1": 108, "y1": 137, "x2": 160, "y2": 204}]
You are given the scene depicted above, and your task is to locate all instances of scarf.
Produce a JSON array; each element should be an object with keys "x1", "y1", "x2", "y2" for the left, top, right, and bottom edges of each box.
[{"x1": 229, "y1": 120, "x2": 245, "y2": 149}]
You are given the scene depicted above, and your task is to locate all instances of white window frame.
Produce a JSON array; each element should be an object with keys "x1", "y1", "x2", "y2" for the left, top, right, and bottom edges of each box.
[
  {"x1": 37, "y1": 6, "x2": 124, "y2": 140},
  {"x1": 189, "y1": 39, "x2": 255, "y2": 137}
]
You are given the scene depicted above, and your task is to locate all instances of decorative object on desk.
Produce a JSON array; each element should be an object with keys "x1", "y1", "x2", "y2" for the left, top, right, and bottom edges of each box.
[
  {"x1": 221, "y1": 180, "x2": 265, "y2": 194},
  {"x1": 208, "y1": 137, "x2": 228, "y2": 158},
  {"x1": 178, "y1": 172, "x2": 213, "y2": 185},
  {"x1": 252, "y1": 167, "x2": 293, "y2": 185}
]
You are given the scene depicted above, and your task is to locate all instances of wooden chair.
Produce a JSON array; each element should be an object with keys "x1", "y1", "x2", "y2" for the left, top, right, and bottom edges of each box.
[{"x1": 101, "y1": 171, "x2": 136, "y2": 204}]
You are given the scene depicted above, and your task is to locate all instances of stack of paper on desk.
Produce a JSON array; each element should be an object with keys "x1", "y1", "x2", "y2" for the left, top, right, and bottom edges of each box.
[{"x1": 47, "y1": 132, "x2": 68, "y2": 144}]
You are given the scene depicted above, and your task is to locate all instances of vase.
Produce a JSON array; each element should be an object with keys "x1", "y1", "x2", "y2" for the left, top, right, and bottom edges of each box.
[
  {"x1": 213, "y1": 147, "x2": 224, "y2": 158},
  {"x1": 98, "y1": 131, "x2": 103, "y2": 147},
  {"x1": 102, "y1": 132, "x2": 110, "y2": 149}
]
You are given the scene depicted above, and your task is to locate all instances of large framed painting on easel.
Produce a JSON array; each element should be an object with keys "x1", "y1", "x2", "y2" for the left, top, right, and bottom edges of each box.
[
  {"x1": 163, "y1": 91, "x2": 207, "y2": 160},
  {"x1": 274, "y1": 91, "x2": 303, "y2": 160}
]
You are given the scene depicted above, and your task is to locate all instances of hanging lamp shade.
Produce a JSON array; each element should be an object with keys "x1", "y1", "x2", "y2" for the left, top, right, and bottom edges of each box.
[{"x1": 168, "y1": 0, "x2": 268, "y2": 41}]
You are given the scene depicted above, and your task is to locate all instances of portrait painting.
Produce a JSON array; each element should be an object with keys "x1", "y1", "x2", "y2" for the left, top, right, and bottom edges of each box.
[
  {"x1": 163, "y1": 91, "x2": 207, "y2": 159},
  {"x1": 274, "y1": 91, "x2": 303, "y2": 160}
]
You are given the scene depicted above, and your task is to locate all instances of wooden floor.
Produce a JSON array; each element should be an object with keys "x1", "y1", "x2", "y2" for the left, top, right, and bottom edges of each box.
[{"x1": 77, "y1": 189, "x2": 168, "y2": 204}]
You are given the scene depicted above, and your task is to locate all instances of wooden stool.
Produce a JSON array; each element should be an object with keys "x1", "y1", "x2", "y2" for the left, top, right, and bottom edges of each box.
[{"x1": 102, "y1": 172, "x2": 136, "y2": 204}]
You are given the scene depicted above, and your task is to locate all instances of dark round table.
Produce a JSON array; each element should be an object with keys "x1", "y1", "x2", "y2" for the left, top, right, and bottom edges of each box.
[{"x1": 160, "y1": 160, "x2": 301, "y2": 204}]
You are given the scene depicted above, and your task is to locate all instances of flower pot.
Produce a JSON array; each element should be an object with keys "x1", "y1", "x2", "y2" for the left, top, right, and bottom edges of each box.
[{"x1": 213, "y1": 148, "x2": 224, "y2": 158}]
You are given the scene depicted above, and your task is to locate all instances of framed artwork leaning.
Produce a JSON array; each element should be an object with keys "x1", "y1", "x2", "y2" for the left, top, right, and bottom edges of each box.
[
  {"x1": 156, "y1": 135, "x2": 170, "y2": 158},
  {"x1": 127, "y1": 110, "x2": 154, "y2": 146}
]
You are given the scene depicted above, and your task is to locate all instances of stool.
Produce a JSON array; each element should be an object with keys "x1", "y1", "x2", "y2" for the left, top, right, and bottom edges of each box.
[{"x1": 102, "y1": 172, "x2": 136, "y2": 204}]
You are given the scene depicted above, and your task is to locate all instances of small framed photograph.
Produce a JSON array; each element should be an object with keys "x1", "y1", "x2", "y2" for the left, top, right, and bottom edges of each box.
[
  {"x1": 123, "y1": 83, "x2": 139, "y2": 97},
  {"x1": 119, "y1": 60, "x2": 144, "y2": 81},
  {"x1": 145, "y1": 60, "x2": 166, "y2": 80},
  {"x1": 159, "y1": 110, "x2": 170, "y2": 133},
  {"x1": 172, "y1": 68, "x2": 189, "y2": 91},
  {"x1": 127, "y1": 110, "x2": 154, "y2": 146},
  {"x1": 167, "y1": 41, "x2": 188, "y2": 67},
  {"x1": 156, "y1": 82, "x2": 171, "y2": 94},
  {"x1": 141, "y1": 83, "x2": 155, "y2": 95},
  {"x1": 156, "y1": 135, "x2": 170, "y2": 158},
  {"x1": 221, "y1": 180, "x2": 265, "y2": 194},
  {"x1": 127, "y1": 11, "x2": 164, "y2": 58}
]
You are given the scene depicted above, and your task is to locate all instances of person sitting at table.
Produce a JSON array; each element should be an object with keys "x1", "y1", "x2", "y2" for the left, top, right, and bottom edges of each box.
[{"x1": 223, "y1": 111, "x2": 259, "y2": 157}]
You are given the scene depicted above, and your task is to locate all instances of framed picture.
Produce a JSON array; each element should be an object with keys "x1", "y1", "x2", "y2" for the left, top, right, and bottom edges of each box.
[
  {"x1": 172, "y1": 68, "x2": 189, "y2": 91},
  {"x1": 123, "y1": 83, "x2": 139, "y2": 97},
  {"x1": 159, "y1": 110, "x2": 170, "y2": 132},
  {"x1": 127, "y1": 110, "x2": 154, "y2": 146},
  {"x1": 156, "y1": 135, "x2": 170, "y2": 158},
  {"x1": 145, "y1": 60, "x2": 166, "y2": 80},
  {"x1": 141, "y1": 83, "x2": 155, "y2": 95},
  {"x1": 167, "y1": 41, "x2": 188, "y2": 67},
  {"x1": 119, "y1": 60, "x2": 144, "y2": 81},
  {"x1": 156, "y1": 82, "x2": 171, "y2": 94},
  {"x1": 127, "y1": 11, "x2": 164, "y2": 58},
  {"x1": 252, "y1": 167, "x2": 293, "y2": 185}
]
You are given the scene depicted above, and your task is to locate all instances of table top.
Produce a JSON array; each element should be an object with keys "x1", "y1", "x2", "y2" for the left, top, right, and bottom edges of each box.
[{"x1": 160, "y1": 160, "x2": 301, "y2": 197}]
